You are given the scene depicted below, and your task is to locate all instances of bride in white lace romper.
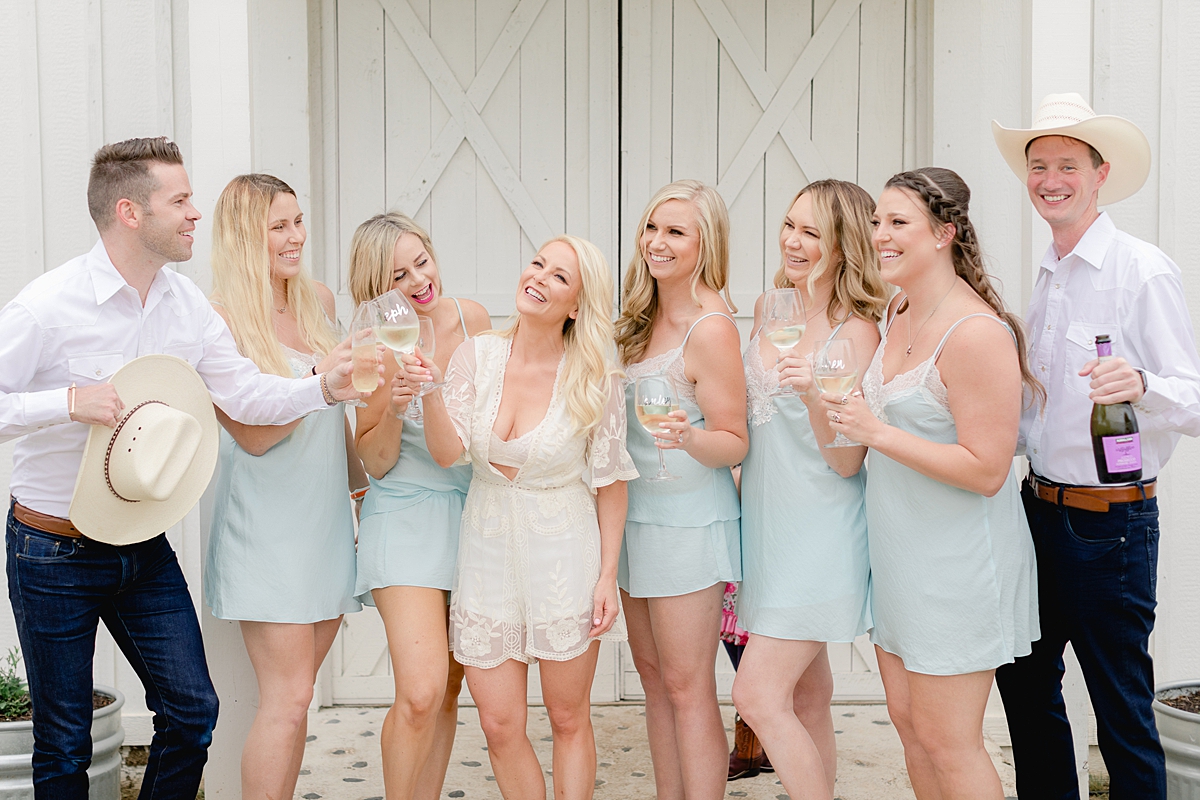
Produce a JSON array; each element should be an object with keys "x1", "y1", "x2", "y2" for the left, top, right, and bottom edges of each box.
[{"x1": 404, "y1": 235, "x2": 636, "y2": 800}]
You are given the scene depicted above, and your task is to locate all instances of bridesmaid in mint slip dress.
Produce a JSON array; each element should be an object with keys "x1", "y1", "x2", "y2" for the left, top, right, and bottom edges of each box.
[
  {"x1": 615, "y1": 180, "x2": 749, "y2": 800},
  {"x1": 732, "y1": 180, "x2": 888, "y2": 800},
  {"x1": 821, "y1": 168, "x2": 1041, "y2": 800},
  {"x1": 347, "y1": 212, "x2": 491, "y2": 800},
  {"x1": 204, "y1": 174, "x2": 368, "y2": 799}
]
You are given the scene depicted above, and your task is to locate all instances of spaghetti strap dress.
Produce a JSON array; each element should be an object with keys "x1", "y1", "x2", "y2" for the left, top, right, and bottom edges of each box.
[
  {"x1": 355, "y1": 299, "x2": 473, "y2": 602},
  {"x1": 861, "y1": 312, "x2": 1039, "y2": 675},
  {"x1": 619, "y1": 312, "x2": 742, "y2": 598},
  {"x1": 205, "y1": 346, "x2": 361, "y2": 623},
  {"x1": 442, "y1": 334, "x2": 638, "y2": 667},
  {"x1": 737, "y1": 321, "x2": 871, "y2": 641}
]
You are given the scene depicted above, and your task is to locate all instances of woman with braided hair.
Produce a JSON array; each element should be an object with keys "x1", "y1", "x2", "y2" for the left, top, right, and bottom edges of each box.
[{"x1": 819, "y1": 167, "x2": 1040, "y2": 800}]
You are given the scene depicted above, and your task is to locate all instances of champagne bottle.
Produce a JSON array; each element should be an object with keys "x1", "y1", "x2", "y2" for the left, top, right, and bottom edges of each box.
[{"x1": 1090, "y1": 334, "x2": 1142, "y2": 483}]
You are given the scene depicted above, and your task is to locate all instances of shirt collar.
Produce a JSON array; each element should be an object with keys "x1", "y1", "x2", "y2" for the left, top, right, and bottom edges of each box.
[
  {"x1": 1040, "y1": 212, "x2": 1115, "y2": 274},
  {"x1": 87, "y1": 238, "x2": 178, "y2": 308}
]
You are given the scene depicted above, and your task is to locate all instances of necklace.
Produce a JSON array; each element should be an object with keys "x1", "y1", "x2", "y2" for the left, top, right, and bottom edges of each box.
[{"x1": 905, "y1": 282, "x2": 957, "y2": 356}]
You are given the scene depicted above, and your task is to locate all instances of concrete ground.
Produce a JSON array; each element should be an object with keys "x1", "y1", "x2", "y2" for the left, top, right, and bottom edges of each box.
[{"x1": 293, "y1": 703, "x2": 1019, "y2": 800}]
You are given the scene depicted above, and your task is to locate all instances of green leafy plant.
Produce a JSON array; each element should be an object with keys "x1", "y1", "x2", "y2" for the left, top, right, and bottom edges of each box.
[{"x1": 0, "y1": 647, "x2": 32, "y2": 721}]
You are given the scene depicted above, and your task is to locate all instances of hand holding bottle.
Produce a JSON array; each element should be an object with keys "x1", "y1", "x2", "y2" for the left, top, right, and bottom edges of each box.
[{"x1": 1080, "y1": 355, "x2": 1145, "y2": 404}]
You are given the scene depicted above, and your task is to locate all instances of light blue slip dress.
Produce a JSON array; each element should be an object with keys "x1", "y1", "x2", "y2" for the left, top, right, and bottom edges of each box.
[
  {"x1": 737, "y1": 321, "x2": 871, "y2": 642},
  {"x1": 206, "y1": 347, "x2": 361, "y2": 623},
  {"x1": 355, "y1": 299, "x2": 472, "y2": 602},
  {"x1": 861, "y1": 312, "x2": 1039, "y2": 675},
  {"x1": 619, "y1": 312, "x2": 742, "y2": 598}
]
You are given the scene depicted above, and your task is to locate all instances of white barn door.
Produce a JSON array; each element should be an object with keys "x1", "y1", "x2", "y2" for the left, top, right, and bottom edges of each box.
[
  {"x1": 328, "y1": 0, "x2": 620, "y2": 705},
  {"x1": 617, "y1": 0, "x2": 912, "y2": 702}
]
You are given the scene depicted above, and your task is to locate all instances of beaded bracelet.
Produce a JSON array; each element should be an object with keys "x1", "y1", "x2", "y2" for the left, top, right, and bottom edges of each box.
[
  {"x1": 350, "y1": 487, "x2": 369, "y2": 501},
  {"x1": 319, "y1": 372, "x2": 337, "y2": 405}
]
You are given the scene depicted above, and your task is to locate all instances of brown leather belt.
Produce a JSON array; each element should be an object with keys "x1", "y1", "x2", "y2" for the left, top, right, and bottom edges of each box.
[
  {"x1": 11, "y1": 500, "x2": 82, "y2": 538},
  {"x1": 1027, "y1": 474, "x2": 1155, "y2": 513}
]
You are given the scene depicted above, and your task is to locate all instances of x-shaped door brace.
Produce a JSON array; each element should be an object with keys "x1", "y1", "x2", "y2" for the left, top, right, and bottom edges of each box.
[
  {"x1": 696, "y1": 0, "x2": 861, "y2": 202},
  {"x1": 380, "y1": 0, "x2": 858, "y2": 235},
  {"x1": 380, "y1": 0, "x2": 555, "y2": 246}
]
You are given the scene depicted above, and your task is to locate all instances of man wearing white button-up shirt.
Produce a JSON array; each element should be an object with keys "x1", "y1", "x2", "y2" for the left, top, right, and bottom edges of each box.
[
  {"x1": 992, "y1": 96, "x2": 1200, "y2": 799},
  {"x1": 0, "y1": 138, "x2": 369, "y2": 798}
]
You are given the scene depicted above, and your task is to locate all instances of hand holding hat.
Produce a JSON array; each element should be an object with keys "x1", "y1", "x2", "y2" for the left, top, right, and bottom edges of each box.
[
  {"x1": 70, "y1": 355, "x2": 219, "y2": 545},
  {"x1": 69, "y1": 383, "x2": 125, "y2": 427}
]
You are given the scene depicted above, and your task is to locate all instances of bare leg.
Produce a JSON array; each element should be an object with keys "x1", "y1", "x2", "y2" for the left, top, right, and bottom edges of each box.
[
  {"x1": 622, "y1": 591, "x2": 683, "y2": 800},
  {"x1": 374, "y1": 586, "x2": 452, "y2": 800},
  {"x1": 791, "y1": 646, "x2": 836, "y2": 789},
  {"x1": 240, "y1": 620, "x2": 330, "y2": 800},
  {"x1": 540, "y1": 642, "x2": 602, "y2": 800},
  {"x1": 413, "y1": 649, "x2": 464, "y2": 800},
  {"x1": 280, "y1": 617, "x2": 342, "y2": 798},
  {"x1": 876, "y1": 647, "x2": 1002, "y2": 800},
  {"x1": 626, "y1": 584, "x2": 728, "y2": 800},
  {"x1": 467, "y1": 659, "x2": 545, "y2": 800},
  {"x1": 732, "y1": 636, "x2": 831, "y2": 800}
]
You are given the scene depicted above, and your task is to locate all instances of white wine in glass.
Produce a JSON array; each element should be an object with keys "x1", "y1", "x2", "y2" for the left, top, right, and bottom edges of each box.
[
  {"x1": 634, "y1": 372, "x2": 682, "y2": 482},
  {"x1": 814, "y1": 337, "x2": 861, "y2": 448},
  {"x1": 405, "y1": 316, "x2": 438, "y2": 422},
  {"x1": 347, "y1": 302, "x2": 379, "y2": 407},
  {"x1": 763, "y1": 288, "x2": 806, "y2": 397},
  {"x1": 373, "y1": 289, "x2": 421, "y2": 354}
]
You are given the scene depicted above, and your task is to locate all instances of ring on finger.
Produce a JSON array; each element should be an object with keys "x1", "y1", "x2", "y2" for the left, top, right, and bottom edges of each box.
[
  {"x1": 834, "y1": 412, "x2": 841, "y2": 424},
  {"x1": 841, "y1": 394, "x2": 850, "y2": 405}
]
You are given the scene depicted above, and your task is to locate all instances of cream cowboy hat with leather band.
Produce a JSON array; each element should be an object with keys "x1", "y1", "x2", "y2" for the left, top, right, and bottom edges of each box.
[
  {"x1": 70, "y1": 355, "x2": 218, "y2": 545},
  {"x1": 992, "y1": 92, "x2": 1151, "y2": 205}
]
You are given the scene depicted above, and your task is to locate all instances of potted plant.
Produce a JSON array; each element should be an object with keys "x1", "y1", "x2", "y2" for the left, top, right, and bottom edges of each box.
[
  {"x1": 1154, "y1": 681, "x2": 1200, "y2": 796},
  {"x1": 0, "y1": 648, "x2": 124, "y2": 799}
]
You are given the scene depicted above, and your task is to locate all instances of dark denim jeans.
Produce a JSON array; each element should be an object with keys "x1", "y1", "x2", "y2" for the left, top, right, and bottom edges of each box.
[
  {"x1": 995, "y1": 481, "x2": 1164, "y2": 800},
  {"x1": 6, "y1": 507, "x2": 218, "y2": 799}
]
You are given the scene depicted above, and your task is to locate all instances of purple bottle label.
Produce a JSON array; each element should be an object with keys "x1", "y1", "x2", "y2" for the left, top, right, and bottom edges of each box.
[
  {"x1": 1102, "y1": 432, "x2": 1142, "y2": 473},
  {"x1": 1096, "y1": 339, "x2": 1113, "y2": 358}
]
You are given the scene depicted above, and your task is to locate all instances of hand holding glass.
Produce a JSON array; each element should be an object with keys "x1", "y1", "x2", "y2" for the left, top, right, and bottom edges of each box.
[
  {"x1": 763, "y1": 288, "x2": 806, "y2": 397},
  {"x1": 347, "y1": 302, "x2": 380, "y2": 408},
  {"x1": 634, "y1": 373, "x2": 681, "y2": 482},
  {"x1": 814, "y1": 338, "x2": 860, "y2": 448},
  {"x1": 404, "y1": 316, "x2": 438, "y2": 422}
]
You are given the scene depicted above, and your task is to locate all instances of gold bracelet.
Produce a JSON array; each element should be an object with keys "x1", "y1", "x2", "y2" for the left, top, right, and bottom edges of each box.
[
  {"x1": 68, "y1": 383, "x2": 77, "y2": 418},
  {"x1": 319, "y1": 372, "x2": 337, "y2": 405}
]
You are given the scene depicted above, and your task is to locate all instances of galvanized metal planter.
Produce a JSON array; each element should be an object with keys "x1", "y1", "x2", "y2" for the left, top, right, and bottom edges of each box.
[
  {"x1": 0, "y1": 686, "x2": 124, "y2": 799},
  {"x1": 1155, "y1": 681, "x2": 1200, "y2": 799}
]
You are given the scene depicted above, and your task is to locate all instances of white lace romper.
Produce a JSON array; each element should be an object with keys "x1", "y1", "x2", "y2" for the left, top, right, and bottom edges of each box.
[{"x1": 442, "y1": 334, "x2": 638, "y2": 667}]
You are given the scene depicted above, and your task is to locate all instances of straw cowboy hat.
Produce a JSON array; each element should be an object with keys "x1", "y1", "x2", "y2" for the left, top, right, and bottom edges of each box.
[
  {"x1": 992, "y1": 92, "x2": 1151, "y2": 205},
  {"x1": 69, "y1": 355, "x2": 219, "y2": 545}
]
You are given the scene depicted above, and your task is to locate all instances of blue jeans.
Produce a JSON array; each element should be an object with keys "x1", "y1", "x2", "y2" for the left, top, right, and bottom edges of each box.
[
  {"x1": 6, "y1": 507, "x2": 218, "y2": 799},
  {"x1": 995, "y1": 480, "x2": 1164, "y2": 800}
]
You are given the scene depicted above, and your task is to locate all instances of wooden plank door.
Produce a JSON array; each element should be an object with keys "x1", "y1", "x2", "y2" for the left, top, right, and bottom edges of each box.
[
  {"x1": 618, "y1": 0, "x2": 912, "y2": 702},
  {"x1": 328, "y1": 0, "x2": 619, "y2": 705}
]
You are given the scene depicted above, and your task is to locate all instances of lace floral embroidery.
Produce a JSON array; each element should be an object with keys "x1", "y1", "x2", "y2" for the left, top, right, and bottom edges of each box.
[{"x1": 743, "y1": 331, "x2": 779, "y2": 427}]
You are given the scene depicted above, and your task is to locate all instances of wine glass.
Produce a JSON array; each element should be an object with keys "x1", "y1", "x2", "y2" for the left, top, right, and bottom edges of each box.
[
  {"x1": 634, "y1": 372, "x2": 681, "y2": 482},
  {"x1": 813, "y1": 337, "x2": 860, "y2": 448},
  {"x1": 346, "y1": 302, "x2": 379, "y2": 408},
  {"x1": 404, "y1": 316, "x2": 438, "y2": 422},
  {"x1": 372, "y1": 290, "x2": 421, "y2": 419},
  {"x1": 763, "y1": 288, "x2": 806, "y2": 397}
]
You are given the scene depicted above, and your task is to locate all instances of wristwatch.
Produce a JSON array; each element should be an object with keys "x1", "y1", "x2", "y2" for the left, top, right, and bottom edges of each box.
[{"x1": 1136, "y1": 368, "x2": 1148, "y2": 394}]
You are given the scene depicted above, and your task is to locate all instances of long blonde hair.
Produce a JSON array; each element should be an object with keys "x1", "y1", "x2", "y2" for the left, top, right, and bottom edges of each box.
[
  {"x1": 210, "y1": 174, "x2": 338, "y2": 376},
  {"x1": 773, "y1": 180, "x2": 889, "y2": 324},
  {"x1": 615, "y1": 180, "x2": 735, "y2": 365},
  {"x1": 347, "y1": 212, "x2": 442, "y2": 306},
  {"x1": 497, "y1": 236, "x2": 619, "y2": 434}
]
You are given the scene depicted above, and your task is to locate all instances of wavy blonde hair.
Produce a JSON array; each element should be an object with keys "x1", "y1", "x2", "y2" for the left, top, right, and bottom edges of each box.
[
  {"x1": 773, "y1": 180, "x2": 889, "y2": 324},
  {"x1": 347, "y1": 212, "x2": 442, "y2": 306},
  {"x1": 615, "y1": 180, "x2": 735, "y2": 365},
  {"x1": 497, "y1": 236, "x2": 619, "y2": 434},
  {"x1": 209, "y1": 174, "x2": 338, "y2": 377}
]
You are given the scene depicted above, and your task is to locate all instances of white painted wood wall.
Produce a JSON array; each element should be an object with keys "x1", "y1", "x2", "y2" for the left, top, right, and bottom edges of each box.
[{"x1": 4, "y1": 0, "x2": 1200, "y2": 793}]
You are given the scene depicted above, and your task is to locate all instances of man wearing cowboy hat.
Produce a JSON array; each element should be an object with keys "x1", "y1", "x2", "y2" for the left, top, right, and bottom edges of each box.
[
  {"x1": 0, "y1": 137, "x2": 375, "y2": 797},
  {"x1": 992, "y1": 93, "x2": 1200, "y2": 798}
]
